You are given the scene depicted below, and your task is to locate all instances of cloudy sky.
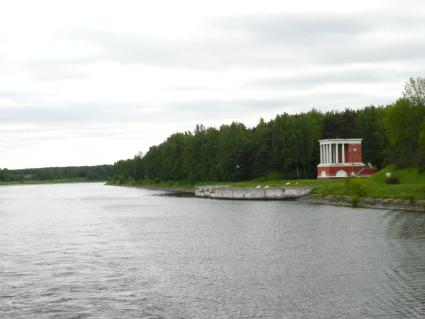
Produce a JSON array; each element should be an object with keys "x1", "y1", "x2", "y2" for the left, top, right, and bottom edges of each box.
[{"x1": 1, "y1": 0, "x2": 424, "y2": 169}]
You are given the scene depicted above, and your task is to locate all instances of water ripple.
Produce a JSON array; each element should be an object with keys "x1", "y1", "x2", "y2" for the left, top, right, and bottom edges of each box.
[{"x1": 0, "y1": 183, "x2": 424, "y2": 318}]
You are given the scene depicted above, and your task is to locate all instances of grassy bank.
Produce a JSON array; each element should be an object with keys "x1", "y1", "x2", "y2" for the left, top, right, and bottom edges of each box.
[
  {"x1": 0, "y1": 178, "x2": 105, "y2": 186},
  {"x1": 230, "y1": 167, "x2": 425, "y2": 200}
]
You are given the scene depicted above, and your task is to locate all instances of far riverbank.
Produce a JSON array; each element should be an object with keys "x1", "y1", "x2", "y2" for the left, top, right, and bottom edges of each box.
[{"x1": 0, "y1": 178, "x2": 106, "y2": 186}]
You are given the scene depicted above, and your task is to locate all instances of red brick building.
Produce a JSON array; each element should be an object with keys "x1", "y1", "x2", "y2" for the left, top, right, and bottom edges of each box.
[{"x1": 317, "y1": 138, "x2": 377, "y2": 178}]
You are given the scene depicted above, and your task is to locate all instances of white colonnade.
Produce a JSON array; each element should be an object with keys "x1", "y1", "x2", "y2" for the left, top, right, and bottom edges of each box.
[{"x1": 320, "y1": 142, "x2": 346, "y2": 164}]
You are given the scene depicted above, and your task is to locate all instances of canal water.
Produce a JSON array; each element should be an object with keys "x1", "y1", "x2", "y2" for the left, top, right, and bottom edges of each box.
[{"x1": 0, "y1": 183, "x2": 424, "y2": 318}]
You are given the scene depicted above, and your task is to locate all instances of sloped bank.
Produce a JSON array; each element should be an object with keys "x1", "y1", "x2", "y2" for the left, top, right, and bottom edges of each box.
[
  {"x1": 195, "y1": 186, "x2": 312, "y2": 200},
  {"x1": 304, "y1": 194, "x2": 425, "y2": 212}
]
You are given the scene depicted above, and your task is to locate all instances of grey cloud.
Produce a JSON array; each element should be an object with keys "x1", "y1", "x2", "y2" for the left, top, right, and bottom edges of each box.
[
  {"x1": 65, "y1": 30, "x2": 253, "y2": 69},
  {"x1": 215, "y1": 13, "x2": 425, "y2": 65},
  {"x1": 215, "y1": 13, "x2": 425, "y2": 42},
  {"x1": 0, "y1": 99, "x2": 283, "y2": 126},
  {"x1": 0, "y1": 90, "x2": 51, "y2": 103},
  {"x1": 215, "y1": 14, "x2": 370, "y2": 44},
  {"x1": 51, "y1": 12, "x2": 425, "y2": 70},
  {"x1": 0, "y1": 90, "x2": 30, "y2": 99},
  {"x1": 0, "y1": 90, "x2": 393, "y2": 128},
  {"x1": 28, "y1": 57, "x2": 98, "y2": 81},
  {"x1": 247, "y1": 68, "x2": 422, "y2": 89},
  {"x1": 0, "y1": 103, "x2": 146, "y2": 124}
]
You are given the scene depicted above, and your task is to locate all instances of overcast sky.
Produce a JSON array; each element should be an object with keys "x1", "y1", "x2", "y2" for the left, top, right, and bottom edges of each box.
[{"x1": 1, "y1": 0, "x2": 424, "y2": 169}]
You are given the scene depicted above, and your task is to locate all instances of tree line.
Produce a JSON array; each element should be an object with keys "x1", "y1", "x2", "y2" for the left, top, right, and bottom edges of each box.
[
  {"x1": 0, "y1": 165, "x2": 114, "y2": 183},
  {"x1": 111, "y1": 78, "x2": 425, "y2": 184}
]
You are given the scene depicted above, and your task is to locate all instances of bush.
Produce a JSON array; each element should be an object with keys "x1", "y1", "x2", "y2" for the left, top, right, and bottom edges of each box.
[
  {"x1": 385, "y1": 175, "x2": 400, "y2": 184},
  {"x1": 346, "y1": 178, "x2": 368, "y2": 197},
  {"x1": 351, "y1": 194, "x2": 360, "y2": 207},
  {"x1": 127, "y1": 177, "x2": 136, "y2": 186}
]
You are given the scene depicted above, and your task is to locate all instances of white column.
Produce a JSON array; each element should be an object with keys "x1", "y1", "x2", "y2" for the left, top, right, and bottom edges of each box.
[
  {"x1": 325, "y1": 144, "x2": 328, "y2": 163},
  {"x1": 328, "y1": 144, "x2": 331, "y2": 163},
  {"x1": 328, "y1": 144, "x2": 332, "y2": 163},
  {"x1": 342, "y1": 143, "x2": 345, "y2": 163},
  {"x1": 323, "y1": 144, "x2": 328, "y2": 163},
  {"x1": 336, "y1": 143, "x2": 339, "y2": 163},
  {"x1": 326, "y1": 144, "x2": 329, "y2": 164},
  {"x1": 320, "y1": 145, "x2": 323, "y2": 163},
  {"x1": 327, "y1": 144, "x2": 330, "y2": 163}
]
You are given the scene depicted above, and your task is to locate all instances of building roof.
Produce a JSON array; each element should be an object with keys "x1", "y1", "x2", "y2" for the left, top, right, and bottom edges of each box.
[{"x1": 318, "y1": 138, "x2": 362, "y2": 144}]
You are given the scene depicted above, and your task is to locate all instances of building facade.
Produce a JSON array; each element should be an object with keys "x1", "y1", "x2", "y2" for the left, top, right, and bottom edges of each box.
[{"x1": 317, "y1": 138, "x2": 377, "y2": 178}]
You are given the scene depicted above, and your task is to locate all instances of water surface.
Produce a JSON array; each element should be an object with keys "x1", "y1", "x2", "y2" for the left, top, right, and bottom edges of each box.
[{"x1": 0, "y1": 183, "x2": 424, "y2": 318}]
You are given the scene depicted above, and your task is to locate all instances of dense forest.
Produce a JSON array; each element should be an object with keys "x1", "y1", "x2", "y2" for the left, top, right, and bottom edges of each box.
[
  {"x1": 111, "y1": 78, "x2": 425, "y2": 184},
  {"x1": 0, "y1": 165, "x2": 114, "y2": 183}
]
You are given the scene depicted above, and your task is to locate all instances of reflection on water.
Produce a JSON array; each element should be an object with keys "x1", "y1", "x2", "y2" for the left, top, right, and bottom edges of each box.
[{"x1": 0, "y1": 183, "x2": 424, "y2": 318}]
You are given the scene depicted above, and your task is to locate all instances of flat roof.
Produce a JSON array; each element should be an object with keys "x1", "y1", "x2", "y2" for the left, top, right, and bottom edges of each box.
[{"x1": 318, "y1": 138, "x2": 362, "y2": 143}]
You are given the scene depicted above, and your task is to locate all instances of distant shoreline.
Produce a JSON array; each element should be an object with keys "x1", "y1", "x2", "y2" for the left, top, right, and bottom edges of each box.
[
  {"x1": 0, "y1": 179, "x2": 105, "y2": 186},
  {"x1": 107, "y1": 183, "x2": 195, "y2": 193}
]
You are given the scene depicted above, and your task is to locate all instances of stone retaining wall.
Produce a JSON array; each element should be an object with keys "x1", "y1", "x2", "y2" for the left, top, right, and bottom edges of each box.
[{"x1": 195, "y1": 186, "x2": 312, "y2": 200}]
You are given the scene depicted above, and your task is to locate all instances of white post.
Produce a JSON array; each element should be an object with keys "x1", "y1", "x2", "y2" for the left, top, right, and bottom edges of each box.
[
  {"x1": 325, "y1": 144, "x2": 329, "y2": 164},
  {"x1": 320, "y1": 144, "x2": 323, "y2": 163},
  {"x1": 342, "y1": 143, "x2": 345, "y2": 163},
  {"x1": 336, "y1": 143, "x2": 339, "y2": 163},
  {"x1": 326, "y1": 144, "x2": 329, "y2": 163},
  {"x1": 328, "y1": 144, "x2": 332, "y2": 163}
]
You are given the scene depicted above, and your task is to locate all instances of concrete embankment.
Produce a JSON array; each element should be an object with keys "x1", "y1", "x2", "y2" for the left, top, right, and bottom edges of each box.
[{"x1": 195, "y1": 186, "x2": 312, "y2": 200}]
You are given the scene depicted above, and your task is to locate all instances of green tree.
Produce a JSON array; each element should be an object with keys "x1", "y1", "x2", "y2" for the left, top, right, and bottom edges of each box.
[
  {"x1": 385, "y1": 98, "x2": 425, "y2": 165},
  {"x1": 403, "y1": 77, "x2": 425, "y2": 106}
]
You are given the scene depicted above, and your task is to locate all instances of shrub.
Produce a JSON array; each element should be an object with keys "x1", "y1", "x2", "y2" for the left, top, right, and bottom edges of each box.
[
  {"x1": 385, "y1": 175, "x2": 400, "y2": 184},
  {"x1": 346, "y1": 177, "x2": 368, "y2": 197},
  {"x1": 351, "y1": 194, "x2": 360, "y2": 207}
]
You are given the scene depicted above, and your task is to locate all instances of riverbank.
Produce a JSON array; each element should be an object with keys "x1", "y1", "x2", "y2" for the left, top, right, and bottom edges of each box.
[
  {"x1": 304, "y1": 194, "x2": 425, "y2": 212},
  {"x1": 107, "y1": 166, "x2": 425, "y2": 211},
  {"x1": 107, "y1": 181, "x2": 425, "y2": 211},
  {"x1": 105, "y1": 179, "x2": 195, "y2": 192}
]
